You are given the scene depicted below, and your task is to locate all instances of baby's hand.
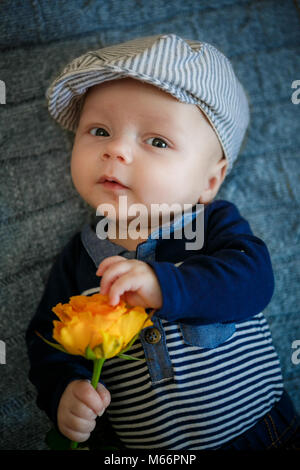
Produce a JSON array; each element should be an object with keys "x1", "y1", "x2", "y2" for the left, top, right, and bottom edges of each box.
[
  {"x1": 96, "y1": 256, "x2": 163, "y2": 309},
  {"x1": 57, "y1": 379, "x2": 111, "y2": 443}
]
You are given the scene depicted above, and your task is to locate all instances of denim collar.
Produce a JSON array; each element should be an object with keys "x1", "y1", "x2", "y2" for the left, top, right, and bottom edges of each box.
[
  {"x1": 148, "y1": 204, "x2": 202, "y2": 239},
  {"x1": 81, "y1": 204, "x2": 203, "y2": 267}
]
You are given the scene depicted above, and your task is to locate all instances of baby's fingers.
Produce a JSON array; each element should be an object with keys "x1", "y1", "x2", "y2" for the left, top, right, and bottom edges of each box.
[
  {"x1": 62, "y1": 415, "x2": 96, "y2": 443},
  {"x1": 108, "y1": 273, "x2": 141, "y2": 306},
  {"x1": 96, "y1": 256, "x2": 126, "y2": 276},
  {"x1": 96, "y1": 382, "x2": 111, "y2": 412},
  {"x1": 70, "y1": 396, "x2": 97, "y2": 421},
  {"x1": 99, "y1": 260, "x2": 131, "y2": 297},
  {"x1": 73, "y1": 380, "x2": 105, "y2": 416}
]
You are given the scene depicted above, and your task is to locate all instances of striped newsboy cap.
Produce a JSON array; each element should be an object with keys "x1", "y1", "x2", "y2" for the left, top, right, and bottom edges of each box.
[{"x1": 46, "y1": 33, "x2": 249, "y2": 174}]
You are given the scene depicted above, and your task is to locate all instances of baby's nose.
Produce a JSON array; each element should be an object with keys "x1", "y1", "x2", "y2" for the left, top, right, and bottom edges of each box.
[{"x1": 101, "y1": 139, "x2": 133, "y2": 163}]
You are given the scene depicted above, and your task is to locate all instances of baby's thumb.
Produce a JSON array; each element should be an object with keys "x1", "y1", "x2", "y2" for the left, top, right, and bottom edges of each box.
[{"x1": 96, "y1": 382, "x2": 111, "y2": 410}]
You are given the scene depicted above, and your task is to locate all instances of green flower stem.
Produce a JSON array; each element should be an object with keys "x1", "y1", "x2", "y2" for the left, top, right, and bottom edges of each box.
[
  {"x1": 70, "y1": 440, "x2": 79, "y2": 450},
  {"x1": 70, "y1": 358, "x2": 106, "y2": 450},
  {"x1": 91, "y1": 357, "x2": 105, "y2": 388}
]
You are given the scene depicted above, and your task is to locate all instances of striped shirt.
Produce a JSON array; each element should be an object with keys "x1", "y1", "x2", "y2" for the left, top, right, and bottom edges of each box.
[{"x1": 101, "y1": 313, "x2": 283, "y2": 450}]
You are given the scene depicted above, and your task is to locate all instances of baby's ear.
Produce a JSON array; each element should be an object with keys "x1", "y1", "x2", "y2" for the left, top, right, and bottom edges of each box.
[
  {"x1": 199, "y1": 157, "x2": 228, "y2": 204},
  {"x1": 218, "y1": 156, "x2": 228, "y2": 183}
]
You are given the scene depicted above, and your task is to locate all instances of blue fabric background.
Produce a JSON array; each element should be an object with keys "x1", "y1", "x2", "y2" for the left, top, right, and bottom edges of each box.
[{"x1": 0, "y1": 0, "x2": 299, "y2": 450}]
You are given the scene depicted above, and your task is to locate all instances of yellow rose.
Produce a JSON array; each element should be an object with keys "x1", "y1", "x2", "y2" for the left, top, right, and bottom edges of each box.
[
  {"x1": 37, "y1": 293, "x2": 155, "y2": 450},
  {"x1": 50, "y1": 293, "x2": 153, "y2": 359}
]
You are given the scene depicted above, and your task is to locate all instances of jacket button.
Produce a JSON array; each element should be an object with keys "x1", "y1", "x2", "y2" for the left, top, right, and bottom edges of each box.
[{"x1": 144, "y1": 327, "x2": 161, "y2": 344}]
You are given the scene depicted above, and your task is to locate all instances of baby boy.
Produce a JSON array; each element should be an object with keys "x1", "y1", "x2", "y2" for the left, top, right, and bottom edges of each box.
[{"x1": 26, "y1": 34, "x2": 300, "y2": 450}]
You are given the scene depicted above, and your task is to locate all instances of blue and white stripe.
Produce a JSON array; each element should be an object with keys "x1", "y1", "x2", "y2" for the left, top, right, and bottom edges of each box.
[
  {"x1": 100, "y1": 312, "x2": 283, "y2": 450},
  {"x1": 46, "y1": 33, "x2": 249, "y2": 174}
]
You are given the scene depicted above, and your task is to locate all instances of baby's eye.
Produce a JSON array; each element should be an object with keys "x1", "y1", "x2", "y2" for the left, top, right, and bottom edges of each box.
[
  {"x1": 146, "y1": 137, "x2": 168, "y2": 148},
  {"x1": 89, "y1": 127, "x2": 110, "y2": 137}
]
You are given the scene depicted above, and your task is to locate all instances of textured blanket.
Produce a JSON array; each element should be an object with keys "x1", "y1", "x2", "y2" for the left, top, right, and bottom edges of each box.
[{"x1": 0, "y1": 0, "x2": 299, "y2": 450}]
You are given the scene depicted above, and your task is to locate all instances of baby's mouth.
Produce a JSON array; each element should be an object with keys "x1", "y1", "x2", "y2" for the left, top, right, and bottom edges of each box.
[{"x1": 98, "y1": 175, "x2": 129, "y2": 190}]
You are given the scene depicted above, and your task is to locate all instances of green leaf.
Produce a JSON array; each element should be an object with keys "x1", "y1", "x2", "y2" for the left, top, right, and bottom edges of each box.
[
  {"x1": 45, "y1": 427, "x2": 72, "y2": 450},
  {"x1": 35, "y1": 331, "x2": 67, "y2": 354},
  {"x1": 85, "y1": 345, "x2": 97, "y2": 360},
  {"x1": 118, "y1": 353, "x2": 145, "y2": 361},
  {"x1": 120, "y1": 333, "x2": 140, "y2": 354}
]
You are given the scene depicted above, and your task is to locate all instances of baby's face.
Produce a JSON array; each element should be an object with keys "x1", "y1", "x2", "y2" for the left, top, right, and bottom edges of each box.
[{"x1": 71, "y1": 78, "x2": 224, "y2": 228}]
